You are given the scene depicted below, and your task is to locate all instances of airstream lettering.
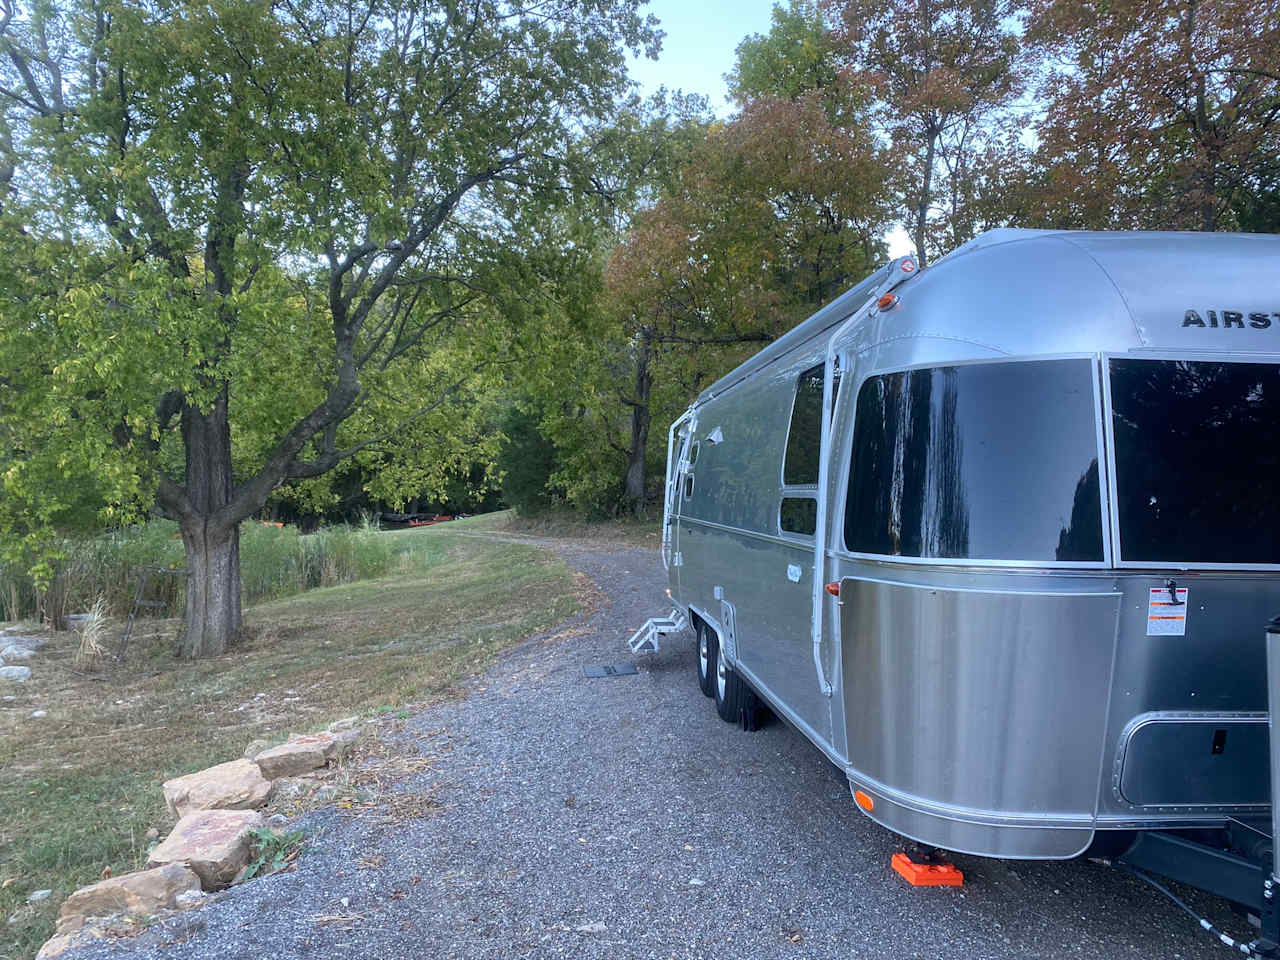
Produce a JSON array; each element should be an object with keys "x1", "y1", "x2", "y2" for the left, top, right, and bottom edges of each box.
[
  {"x1": 640, "y1": 228, "x2": 1280, "y2": 941},
  {"x1": 1183, "y1": 309, "x2": 1279, "y2": 329}
]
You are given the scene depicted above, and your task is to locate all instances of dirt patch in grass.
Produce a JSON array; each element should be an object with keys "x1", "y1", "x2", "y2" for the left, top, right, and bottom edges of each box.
[{"x1": 0, "y1": 530, "x2": 578, "y2": 960}]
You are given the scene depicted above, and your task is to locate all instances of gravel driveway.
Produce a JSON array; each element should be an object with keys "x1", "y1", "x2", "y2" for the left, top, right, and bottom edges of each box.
[{"x1": 73, "y1": 538, "x2": 1242, "y2": 960}]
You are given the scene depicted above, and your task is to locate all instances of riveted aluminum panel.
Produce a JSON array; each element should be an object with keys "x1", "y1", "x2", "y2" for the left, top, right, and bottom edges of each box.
[{"x1": 1117, "y1": 715, "x2": 1269, "y2": 807}]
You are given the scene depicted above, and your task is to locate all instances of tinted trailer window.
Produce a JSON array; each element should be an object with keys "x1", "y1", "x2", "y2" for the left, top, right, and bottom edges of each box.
[
  {"x1": 845, "y1": 359, "x2": 1104, "y2": 562},
  {"x1": 1109, "y1": 358, "x2": 1280, "y2": 565}
]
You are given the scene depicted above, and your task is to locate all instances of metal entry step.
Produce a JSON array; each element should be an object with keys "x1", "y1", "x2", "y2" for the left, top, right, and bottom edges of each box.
[{"x1": 627, "y1": 608, "x2": 687, "y2": 654}]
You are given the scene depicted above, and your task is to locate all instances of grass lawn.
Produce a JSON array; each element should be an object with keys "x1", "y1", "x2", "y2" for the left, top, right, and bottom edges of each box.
[
  {"x1": 482, "y1": 505, "x2": 662, "y2": 549},
  {"x1": 0, "y1": 517, "x2": 584, "y2": 960}
]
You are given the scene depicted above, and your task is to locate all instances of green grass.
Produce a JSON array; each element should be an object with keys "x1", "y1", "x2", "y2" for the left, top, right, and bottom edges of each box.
[
  {"x1": 0, "y1": 523, "x2": 582, "y2": 960},
  {"x1": 479, "y1": 506, "x2": 662, "y2": 549},
  {"x1": 0, "y1": 516, "x2": 446, "y2": 624}
]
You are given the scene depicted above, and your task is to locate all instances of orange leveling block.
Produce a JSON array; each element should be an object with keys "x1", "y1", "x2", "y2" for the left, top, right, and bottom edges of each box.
[{"x1": 891, "y1": 852, "x2": 964, "y2": 887}]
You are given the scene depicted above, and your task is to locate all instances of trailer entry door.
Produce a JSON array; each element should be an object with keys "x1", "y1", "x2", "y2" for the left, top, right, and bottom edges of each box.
[{"x1": 1108, "y1": 358, "x2": 1280, "y2": 565}]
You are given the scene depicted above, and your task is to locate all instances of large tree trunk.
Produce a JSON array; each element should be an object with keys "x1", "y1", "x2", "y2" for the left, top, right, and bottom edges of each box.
[
  {"x1": 176, "y1": 390, "x2": 242, "y2": 657},
  {"x1": 177, "y1": 521, "x2": 241, "y2": 658},
  {"x1": 623, "y1": 335, "x2": 653, "y2": 515}
]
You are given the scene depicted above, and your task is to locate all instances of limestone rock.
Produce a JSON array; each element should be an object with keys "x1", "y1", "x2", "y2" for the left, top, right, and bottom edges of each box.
[
  {"x1": 1, "y1": 666, "x2": 31, "y2": 682},
  {"x1": 1, "y1": 633, "x2": 44, "y2": 651},
  {"x1": 1, "y1": 645, "x2": 35, "y2": 661},
  {"x1": 57, "y1": 864, "x2": 199, "y2": 930},
  {"x1": 38, "y1": 917, "x2": 134, "y2": 959},
  {"x1": 162, "y1": 760, "x2": 271, "y2": 819},
  {"x1": 147, "y1": 809, "x2": 263, "y2": 890},
  {"x1": 253, "y1": 736, "x2": 329, "y2": 779},
  {"x1": 36, "y1": 932, "x2": 76, "y2": 959}
]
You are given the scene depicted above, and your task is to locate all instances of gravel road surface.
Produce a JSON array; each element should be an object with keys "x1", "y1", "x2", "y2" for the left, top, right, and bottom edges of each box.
[{"x1": 73, "y1": 538, "x2": 1244, "y2": 960}]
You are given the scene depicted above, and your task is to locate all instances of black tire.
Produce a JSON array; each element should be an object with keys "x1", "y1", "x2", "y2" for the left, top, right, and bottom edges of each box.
[
  {"x1": 695, "y1": 621, "x2": 718, "y2": 698},
  {"x1": 713, "y1": 640, "x2": 761, "y2": 725}
]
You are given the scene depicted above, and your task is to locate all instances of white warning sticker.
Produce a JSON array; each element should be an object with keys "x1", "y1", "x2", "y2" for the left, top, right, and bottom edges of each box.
[{"x1": 1147, "y1": 587, "x2": 1189, "y2": 636}]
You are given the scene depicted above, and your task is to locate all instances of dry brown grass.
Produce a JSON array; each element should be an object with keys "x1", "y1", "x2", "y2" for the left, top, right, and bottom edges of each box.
[
  {"x1": 72, "y1": 597, "x2": 110, "y2": 672},
  {"x1": 0, "y1": 525, "x2": 578, "y2": 960}
]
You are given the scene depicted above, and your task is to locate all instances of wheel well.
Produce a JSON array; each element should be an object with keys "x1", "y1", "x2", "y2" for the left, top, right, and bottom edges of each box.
[{"x1": 686, "y1": 607, "x2": 718, "y2": 644}]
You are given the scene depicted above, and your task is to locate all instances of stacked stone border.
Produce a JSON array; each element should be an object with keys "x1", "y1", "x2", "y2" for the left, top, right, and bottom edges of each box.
[{"x1": 35, "y1": 721, "x2": 364, "y2": 959}]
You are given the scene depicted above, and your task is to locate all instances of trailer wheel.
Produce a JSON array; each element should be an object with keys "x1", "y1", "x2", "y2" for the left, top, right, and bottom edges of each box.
[
  {"x1": 696, "y1": 621, "x2": 718, "y2": 698},
  {"x1": 714, "y1": 641, "x2": 760, "y2": 726}
]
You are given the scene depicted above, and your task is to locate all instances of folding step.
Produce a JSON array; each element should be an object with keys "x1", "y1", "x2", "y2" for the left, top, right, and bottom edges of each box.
[{"x1": 627, "y1": 608, "x2": 688, "y2": 654}]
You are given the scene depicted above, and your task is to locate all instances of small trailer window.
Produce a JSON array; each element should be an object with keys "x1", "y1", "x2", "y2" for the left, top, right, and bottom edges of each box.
[
  {"x1": 780, "y1": 497, "x2": 817, "y2": 536},
  {"x1": 1109, "y1": 358, "x2": 1280, "y2": 565},
  {"x1": 844, "y1": 359, "x2": 1103, "y2": 562},
  {"x1": 783, "y1": 364, "x2": 840, "y2": 486}
]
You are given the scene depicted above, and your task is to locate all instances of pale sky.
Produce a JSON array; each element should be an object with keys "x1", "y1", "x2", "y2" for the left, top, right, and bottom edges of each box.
[
  {"x1": 626, "y1": 0, "x2": 775, "y2": 115},
  {"x1": 626, "y1": 0, "x2": 915, "y2": 257}
]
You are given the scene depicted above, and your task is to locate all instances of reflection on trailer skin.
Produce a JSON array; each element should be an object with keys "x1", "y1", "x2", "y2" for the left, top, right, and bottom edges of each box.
[{"x1": 654, "y1": 229, "x2": 1280, "y2": 945}]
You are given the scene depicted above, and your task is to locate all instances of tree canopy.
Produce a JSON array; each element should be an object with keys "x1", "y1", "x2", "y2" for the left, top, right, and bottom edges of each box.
[
  {"x1": 0, "y1": 0, "x2": 658, "y2": 654},
  {"x1": 1023, "y1": 0, "x2": 1280, "y2": 231}
]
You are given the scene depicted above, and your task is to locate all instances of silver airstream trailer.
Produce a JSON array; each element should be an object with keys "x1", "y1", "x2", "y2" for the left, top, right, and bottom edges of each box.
[{"x1": 632, "y1": 228, "x2": 1280, "y2": 940}]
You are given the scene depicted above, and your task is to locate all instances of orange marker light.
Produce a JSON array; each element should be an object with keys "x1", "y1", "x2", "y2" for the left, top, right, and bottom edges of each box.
[
  {"x1": 877, "y1": 292, "x2": 898, "y2": 311},
  {"x1": 854, "y1": 789, "x2": 874, "y2": 811},
  {"x1": 825, "y1": 581, "x2": 840, "y2": 597}
]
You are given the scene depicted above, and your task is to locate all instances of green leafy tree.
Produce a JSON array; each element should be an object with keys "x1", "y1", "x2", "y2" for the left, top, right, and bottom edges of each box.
[
  {"x1": 728, "y1": 1, "x2": 841, "y2": 105},
  {"x1": 496, "y1": 404, "x2": 559, "y2": 515},
  {"x1": 0, "y1": 0, "x2": 657, "y2": 656},
  {"x1": 498, "y1": 93, "x2": 714, "y2": 517},
  {"x1": 603, "y1": 84, "x2": 892, "y2": 511}
]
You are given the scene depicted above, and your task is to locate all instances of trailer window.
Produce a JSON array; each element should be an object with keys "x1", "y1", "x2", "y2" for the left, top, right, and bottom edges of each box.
[
  {"x1": 780, "y1": 497, "x2": 817, "y2": 536},
  {"x1": 783, "y1": 364, "x2": 841, "y2": 486},
  {"x1": 844, "y1": 359, "x2": 1103, "y2": 562},
  {"x1": 1109, "y1": 358, "x2": 1280, "y2": 564}
]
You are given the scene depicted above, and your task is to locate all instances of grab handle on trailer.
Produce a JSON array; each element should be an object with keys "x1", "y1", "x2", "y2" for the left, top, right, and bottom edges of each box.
[{"x1": 1268, "y1": 616, "x2": 1280, "y2": 891}]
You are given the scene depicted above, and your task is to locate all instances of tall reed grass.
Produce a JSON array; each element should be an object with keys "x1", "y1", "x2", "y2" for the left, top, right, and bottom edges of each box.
[{"x1": 0, "y1": 517, "x2": 427, "y2": 625}]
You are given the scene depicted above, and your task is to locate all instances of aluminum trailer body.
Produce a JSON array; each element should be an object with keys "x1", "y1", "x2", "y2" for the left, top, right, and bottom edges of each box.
[{"x1": 662, "y1": 228, "x2": 1280, "y2": 866}]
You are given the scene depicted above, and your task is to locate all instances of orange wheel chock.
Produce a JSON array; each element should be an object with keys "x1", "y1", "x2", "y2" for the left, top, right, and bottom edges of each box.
[{"x1": 891, "y1": 852, "x2": 964, "y2": 888}]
